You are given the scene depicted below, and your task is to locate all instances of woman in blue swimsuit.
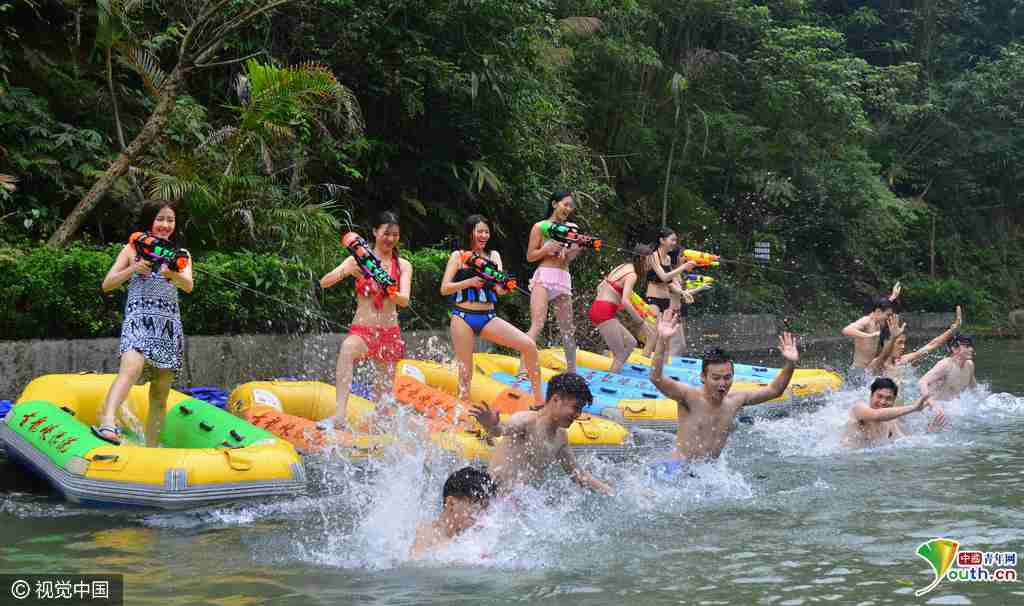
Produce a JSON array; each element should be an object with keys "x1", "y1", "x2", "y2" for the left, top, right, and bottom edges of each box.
[{"x1": 440, "y1": 215, "x2": 543, "y2": 406}]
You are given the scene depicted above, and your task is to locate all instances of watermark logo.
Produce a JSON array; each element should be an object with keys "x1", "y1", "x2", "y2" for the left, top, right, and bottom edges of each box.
[{"x1": 915, "y1": 538, "x2": 1018, "y2": 596}]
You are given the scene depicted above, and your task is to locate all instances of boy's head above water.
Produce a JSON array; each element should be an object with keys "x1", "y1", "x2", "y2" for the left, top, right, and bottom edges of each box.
[
  {"x1": 866, "y1": 297, "x2": 894, "y2": 321},
  {"x1": 949, "y1": 333, "x2": 975, "y2": 359},
  {"x1": 869, "y1": 377, "x2": 898, "y2": 408},
  {"x1": 701, "y1": 348, "x2": 735, "y2": 399},
  {"x1": 545, "y1": 372, "x2": 593, "y2": 427},
  {"x1": 441, "y1": 467, "x2": 497, "y2": 534}
]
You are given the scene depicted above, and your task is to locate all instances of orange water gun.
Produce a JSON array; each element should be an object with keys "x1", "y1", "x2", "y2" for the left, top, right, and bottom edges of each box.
[
  {"x1": 460, "y1": 252, "x2": 529, "y2": 295},
  {"x1": 682, "y1": 249, "x2": 721, "y2": 268},
  {"x1": 342, "y1": 232, "x2": 398, "y2": 297},
  {"x1": 129, "y1": 232, "x2": 189, "y2": 272}
]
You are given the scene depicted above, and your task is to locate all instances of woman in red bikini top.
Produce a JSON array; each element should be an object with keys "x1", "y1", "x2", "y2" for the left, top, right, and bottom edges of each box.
[
  {"x1": 588, "y1": 243, "x2": 653, "y2": 373},
  {"x1": 316, "y1": 210, "x2": 413, "y2": 431}
]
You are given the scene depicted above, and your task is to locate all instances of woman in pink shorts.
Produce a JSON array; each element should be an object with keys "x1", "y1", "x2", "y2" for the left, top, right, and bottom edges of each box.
[{"x1": 522, "y1": 190, "x2": 591, "y2": 373}]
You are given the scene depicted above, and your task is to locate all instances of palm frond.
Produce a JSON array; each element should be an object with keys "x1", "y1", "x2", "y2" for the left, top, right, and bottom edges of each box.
[
  {"x1": 0, "y1": 173, "x2": 18, "y2": 193},
  {"x1": 320, "y1": 183, "x2": 351, "y2": 200},
  {"x1": 559, "y1": 17, "x2": 603, "y2": 38},
  {"x1": 136, "y1": 168, "x2": 211, "y2": 202},
  {"x1": 118, "y1": 44, "x2": 168, "y2": 97},
  {"x1": 468, "y1": 160, "x2": 504, "y2": 194},
  {"x1": 199, "y1": 126, "x2": 240, "y2": 152}
]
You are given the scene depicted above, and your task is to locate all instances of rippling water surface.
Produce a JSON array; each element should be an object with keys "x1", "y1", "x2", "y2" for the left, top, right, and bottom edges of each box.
[{"x1": 2, "y1": 339, "x2": 1022, "y2": 605}]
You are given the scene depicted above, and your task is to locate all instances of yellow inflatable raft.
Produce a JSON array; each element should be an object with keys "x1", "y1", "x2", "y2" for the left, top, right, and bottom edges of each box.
[{"x1": 2, "y1": 374, "x2": 305, "y2": 509}]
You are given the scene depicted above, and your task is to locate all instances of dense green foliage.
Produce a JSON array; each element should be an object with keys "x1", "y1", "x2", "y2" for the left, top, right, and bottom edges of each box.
[
  {"x1": 0, "y1": 244, "x2": 451, "y2": 339},
  {"x1": 1, "y1": 0, "x2": 1021, "y2": 336}
]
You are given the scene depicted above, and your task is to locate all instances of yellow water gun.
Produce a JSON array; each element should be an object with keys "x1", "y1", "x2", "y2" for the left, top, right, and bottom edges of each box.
[
  {"x1": 684, "y1": 274, "x2": 715, "y2": 290},
  {"x1": 629, "y1": 292, "x2": 657, "y2": 325},
  {"x1": 682, "y1": 249, "x2": 721, "y2": 268}
]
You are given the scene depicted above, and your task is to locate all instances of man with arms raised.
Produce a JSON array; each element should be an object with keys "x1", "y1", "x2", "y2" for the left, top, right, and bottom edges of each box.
[
  {"x1": 648, "y1": 310, "x2": 799, "y2": 474},
  {"x1": 841, "y1": 378, "x2": 945, "y2": 449},
  {"x1": 470, "y1": 372, "x2": 613, "y2": 495},
  {"x1": 918, "y1": 334, "x2": 977, "y2": 403},
  {"x1": 841, "y1": 282, "x2": 901, "y2": 385}
]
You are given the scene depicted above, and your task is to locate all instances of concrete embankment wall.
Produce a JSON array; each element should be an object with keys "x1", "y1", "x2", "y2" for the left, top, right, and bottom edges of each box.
[{"x1": 0, "y1": 312, "x2": 955, "y2": 398}]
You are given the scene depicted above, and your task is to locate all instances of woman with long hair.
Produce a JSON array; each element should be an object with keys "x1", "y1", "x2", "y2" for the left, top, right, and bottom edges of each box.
[
  {"x1": 441, "y1": 215, "x2": 543, "y2": 406},
  {"x1": 522, "y1": 190, "x2": 588, "y2": 373},
  {"x1": 93, "y1": 200, "x2": 194, "y2": 446},
  {"x1": 640, "y1": 228, "x2": 705, "y2": 357},
  {"x1": 587, "y1": 244, "x2": 654, "y2": 373},
  {"x1": 316, "y1": 211, "x2": 413, "y2": 430}
]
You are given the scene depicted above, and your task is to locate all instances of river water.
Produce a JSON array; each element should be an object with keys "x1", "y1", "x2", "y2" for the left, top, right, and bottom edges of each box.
[{"x1": 1, "y1": 339, "x2": 1022, "y2": 605}]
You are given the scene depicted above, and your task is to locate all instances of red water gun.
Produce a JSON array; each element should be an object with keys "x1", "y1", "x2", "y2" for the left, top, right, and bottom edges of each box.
[
  {"x1": 460, "y1": 252, "x2": 529, "y2": 295},
  {"x1": 129, "y1": 232, "x2": 189, "y2": 272},
  {"x1": 538, "y1": 220, "x2": 602, "y2": 251},
  {"x1": 342, "y1": 232, "x2": 398, "y2": 297}
]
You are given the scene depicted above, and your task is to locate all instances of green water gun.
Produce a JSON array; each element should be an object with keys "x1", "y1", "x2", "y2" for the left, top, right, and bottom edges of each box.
[{"x1": 538, "y1": 221, "x2": 602, "y2": 251}]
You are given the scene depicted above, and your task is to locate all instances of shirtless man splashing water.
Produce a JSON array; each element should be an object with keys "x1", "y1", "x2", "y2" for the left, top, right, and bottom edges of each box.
[
  {"x1": 842, "y1": 282, "x2": 901, "y2": 385},
  {"x1": 648, "y1": 310, "x2": 799, "y2": 474},
  {"x1": 470, "y1": 372, "x2": 613, "y2": 495},
  {"x1": 918, "y1": 334, "x2": 977, "y2": 403},
  {"x1": 841, "y1": 378, "x2": 946, "y2": 449}
]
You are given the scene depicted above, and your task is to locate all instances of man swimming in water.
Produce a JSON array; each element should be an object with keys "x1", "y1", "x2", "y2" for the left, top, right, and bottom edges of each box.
[
  {"x1": 410, "y1": 466, "x2": 497, "y2": 559},
  {"x1": 649, "y1": 310, "x2": 799, "y2": 470},
  {"x1": 469, "y1": 372, "x2": 613, "y2": 495},
  {"x1": 841, "y1": 378, "x2": 946, "y2": 449},
  {"x1": 918, "y1": 333, "x2": 977, "y2": 403},
  {"x1": 841, "y1": 282, "x2": 901, "y2": 384}
]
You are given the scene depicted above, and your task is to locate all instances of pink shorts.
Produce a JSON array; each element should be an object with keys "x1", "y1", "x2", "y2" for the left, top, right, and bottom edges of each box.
[{"x1": 530, "y1": 266, "x2": 572, "y2": 299}]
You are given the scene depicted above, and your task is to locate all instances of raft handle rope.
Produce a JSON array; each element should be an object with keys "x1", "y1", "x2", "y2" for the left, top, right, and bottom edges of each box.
[
  {"x1": 178, "y1": 405, "x2": 193, "y2": 415},
  {"x1": 60, "y1": 406, "x2": 76, "y2": 416},
  {"x1": 200, "y1": 421, "x2": 214, "y2": 432}
]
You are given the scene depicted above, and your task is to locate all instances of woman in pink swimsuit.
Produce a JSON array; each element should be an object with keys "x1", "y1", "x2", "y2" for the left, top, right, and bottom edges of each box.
[{"x1": 522, "y1": 191, "x2": 590, "y2": 373}]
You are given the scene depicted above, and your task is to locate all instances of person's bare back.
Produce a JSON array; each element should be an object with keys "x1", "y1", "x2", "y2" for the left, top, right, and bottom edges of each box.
[{"x1": 847, "y1": 315, "x2": 882, "y2": 369}]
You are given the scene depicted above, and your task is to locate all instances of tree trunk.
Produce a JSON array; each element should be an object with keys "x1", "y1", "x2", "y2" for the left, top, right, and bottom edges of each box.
[
  {"x1": 929, "y1": 212, "x2": 936, "y2": 278},
  {"x1": 662, "y1": 133, "x2": 677, "y2": 229},
  {"x1": 107, "y1": 48, "x2": 127, "y2": 151},
  {"x1": 48, "y1": 68, "x2": 183, "y2": 248},
  {"x1": 108, "y1": 47, "x2": 146, "y2": 204}
]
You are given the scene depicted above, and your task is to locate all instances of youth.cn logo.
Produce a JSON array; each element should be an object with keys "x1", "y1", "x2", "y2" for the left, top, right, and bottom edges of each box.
[{"x1": 915, "y1": 538, "x2": 1019, "y2": 596}]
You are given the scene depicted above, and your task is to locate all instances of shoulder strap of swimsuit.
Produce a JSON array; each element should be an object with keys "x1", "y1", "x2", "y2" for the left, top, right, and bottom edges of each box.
[{"x1": 606, "y1": 264, "x2": 634, "y2": 286}]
